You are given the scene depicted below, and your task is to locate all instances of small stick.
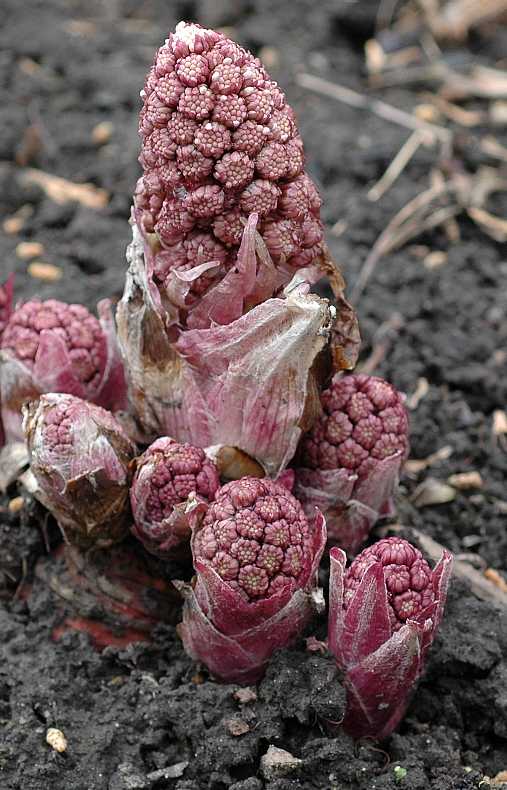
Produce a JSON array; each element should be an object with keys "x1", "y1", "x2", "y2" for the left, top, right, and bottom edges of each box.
[
  {"x1": 367, "y1": 130, "x2": 427, "y2": 202},
  {"x1": 295, "y1": 72, "x2": 452, "y2": 144},
  {"x1": 357, "y1": 313, "x2": 404, "y2": 374}
]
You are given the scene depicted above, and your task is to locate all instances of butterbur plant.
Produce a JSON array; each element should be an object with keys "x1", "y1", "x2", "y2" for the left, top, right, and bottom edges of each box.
[
  {"x1": 295, "y1": 374, "x2": 409, "y2": 553},
  {"x1": 178, "y1": 476, "x2": 327, "y2": 683},
  {"x1": 328, "y1": 537, "x2": 452, "y2": 739},
  {"x1": 0, "y1": 297, "x2": 126, "y2": 443},
  {"x1": 117, "y1": 21, "x2": 360, "y2": 475},
  {"x1": 23, "y1": 393, "x2": 136, "y2": 549},
  {"x1": 130, "y1": 436, "x2": 220, "y2": 558}
]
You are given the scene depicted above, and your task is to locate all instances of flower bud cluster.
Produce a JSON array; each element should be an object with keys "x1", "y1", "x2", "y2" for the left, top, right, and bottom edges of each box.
[
  {"x1": 301, "y1": 374, "x2": 409, "y2": 476},
  {"x1": 136, "y1": 22, "x2": 324, "y2": 318},
  {"x1": 194, "y1": 476, "x2": 313, "y2": 601}
]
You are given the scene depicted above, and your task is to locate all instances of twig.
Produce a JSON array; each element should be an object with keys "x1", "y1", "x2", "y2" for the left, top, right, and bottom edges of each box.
[
  {"x1": 357, "y1": 313, "x2": 404, "y2": 374},
  {"x1": 295, "y1": 73, "x2": 452, "y2": 145},
  {"x1": 367, "y1": 130, "x2": 429, "y2": 202}
]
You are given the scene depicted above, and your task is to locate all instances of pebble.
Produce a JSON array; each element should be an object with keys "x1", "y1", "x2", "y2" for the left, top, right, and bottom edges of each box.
[{"x1": 28, "y1": 262, "x2": 62, "y2": 281}]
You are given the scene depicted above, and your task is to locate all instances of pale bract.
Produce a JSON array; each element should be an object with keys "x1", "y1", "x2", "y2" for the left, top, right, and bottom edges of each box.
[{"x1": 23, "y1": 393, "x2": 136, "y2": 549}]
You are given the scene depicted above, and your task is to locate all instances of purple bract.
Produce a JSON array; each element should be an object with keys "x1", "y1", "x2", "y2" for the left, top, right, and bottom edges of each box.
[{"x1": 328, "y1": 537, "x2": 453, "y2": 739}]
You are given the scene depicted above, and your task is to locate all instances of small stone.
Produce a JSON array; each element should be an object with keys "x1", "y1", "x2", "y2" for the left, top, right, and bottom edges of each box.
[
  {"x1": 16, "y1": 241, "x2": 45, "y2": 260},
  {"x1": 8, "y1": 496, "x2": 24, "y2": 514},
  {"x1": 260, "y1": 745, "x2": 302, "y2": 779},
  {"x1": 411, "y1": 477, "x2": 456, "y2": 508},
  {"x1": 448, "y1": 471, "x2": 483, "y2": 490},
  {"x1": 224, "y1": 718, "x2": 250, "y2": 736},
  {"x1": 233, "y1": 686, "x2": 257, "y2": 704},
  {"x1": 46, "y1": 727, "x2": 67, "y2": 753},
  {"x1": 424, "y1": 250, "x2": 448, "y2": 270},
  {"x1": 92, "y1": 121, "x2": 114, "y2": 145},
  {"x1": 28, "y1": 262, "x2": 62, "y2": 281}
]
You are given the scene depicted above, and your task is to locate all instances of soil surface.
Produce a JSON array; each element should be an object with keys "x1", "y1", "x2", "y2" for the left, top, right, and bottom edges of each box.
[{"x1": 1, "y1": 1, "x2": 506, "y2": 789}]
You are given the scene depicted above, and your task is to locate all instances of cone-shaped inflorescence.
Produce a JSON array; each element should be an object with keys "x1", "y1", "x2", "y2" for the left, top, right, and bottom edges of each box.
[
  {"x1": 135, "y1": 21, "x2": 325, "y2": 328},
  {"x1": 178, "y1": 476, "x2": 327, "y2": 683},
  {"x1": 295, "y1": 374, "x2": 409, "y2": 553}
]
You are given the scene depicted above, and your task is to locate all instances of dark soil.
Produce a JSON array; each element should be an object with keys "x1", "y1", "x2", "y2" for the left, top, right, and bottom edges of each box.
[{"x1": 1, "y1": 1, "x2": 506, "y2": 789}]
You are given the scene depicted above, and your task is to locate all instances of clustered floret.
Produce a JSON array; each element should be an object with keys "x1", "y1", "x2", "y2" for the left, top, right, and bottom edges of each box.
[
  {"x1": 344, "y1": 537, "x2": 435, "y2": 631},
  {"x1": 301, "y1": 374, "x2": 409, "y2": 476},
  {"x1": 134, "y1": 439, "x2": 219, "y2": 522},
  {"x1": 194, "y1": 477, "x2": 312, "y2": 601},
  {"x1": 1, "y1": 300, "x2": 107, "y2": 399},
  {"x1": 136, "y1": 22, "x2": 324, "y2": 314}
]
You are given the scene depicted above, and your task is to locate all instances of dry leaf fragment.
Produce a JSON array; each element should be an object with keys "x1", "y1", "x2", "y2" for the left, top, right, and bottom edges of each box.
[
  {"x1": 46, "y1": 728, "x2": 67, "y2": 753},
  {"x1": 406, "y1": 377, "x2": 429, "y2": 410},
  {"x1": 404, "y1": 445, "x2": 453, "y2": 475},
  {"x1": 448, "y1": 472, "x2": 483, "y2": 490},
  {"x1": 411, "y1": 477, "x2": 456, "y2": 507},
  {"x1": 484, "y1": 569, "x2": 507, "y2": 594},
  {"x1": 19, "y1": 168, "x2": 109, "y2": 209}
]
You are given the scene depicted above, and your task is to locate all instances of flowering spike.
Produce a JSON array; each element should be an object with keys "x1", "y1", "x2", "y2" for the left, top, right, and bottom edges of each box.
[
  {"x1": 295, "y1": 374, "x2": 409, "y2": 553},
  {"x1": 328, "y1": 538, "x2": 453, "y2": 739},
  {"x1": 23, "y1": 394, "x2": 136, "y2": 549},
  {"x1": 177, "y1": 477, "x2": 327, "y2": 683},
  {"x1": 135, "y1": 22, "x2": 331, "y2": 328},
  {"x1": 130, "y1": 437, "x2": 220, "y2": 558},
  {"x1": 0, "y1": 298, "x2": 127, "y2": 443}
]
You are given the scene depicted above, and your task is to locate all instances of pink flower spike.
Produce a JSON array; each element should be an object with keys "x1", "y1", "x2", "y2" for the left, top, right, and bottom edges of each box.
[
  {"x1": 295, "y1": 374, "x2": 409, "y2": 554},
  {"x1": 177, "y1": 477, "x2": 327, "y2": 683},
  {"x1": 328, "y1": 538, "x2": 453, "y2": 739},
  {"x1": 135, "y1": 22, "x2": 327, "y2": 328},
  {"x1": 130, "y1": 437, "x2": 220, "y2": 558}
]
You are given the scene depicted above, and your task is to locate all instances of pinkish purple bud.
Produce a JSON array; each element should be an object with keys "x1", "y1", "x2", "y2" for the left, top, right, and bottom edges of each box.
[
  {"x1": 0, "y1": 298, "x2": 126, "y2": 443},
  {"x1": 135, "y1": 22, "x2": 327, "y2": 328},
  {"x1": 177, "y1": 476, "x2": 327, "y2": 683},
  {"x1": 130, "y1": 437, "x2": 220, "y2": 558},
  {"x1": 328, "y1": 538, "x2": 452, "y2": 739},
  {"x1": 23, "y1": 393, "x2": 136, "y2": 549},
  {"x1": 295, "y1": 374, "x2": 409, "y2": 553}
]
